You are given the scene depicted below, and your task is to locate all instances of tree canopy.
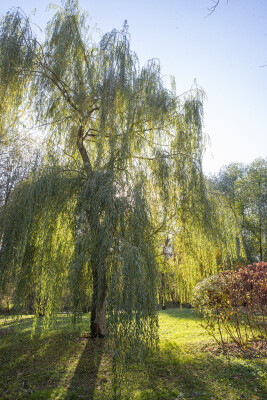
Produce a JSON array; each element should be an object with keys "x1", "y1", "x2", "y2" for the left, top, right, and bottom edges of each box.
[
  {"x1": 213, "y1": 158, "x2": 267, "y2": 262},
  {"x1": 0, "y1": 0, "x2": 242, "y2": 352}
]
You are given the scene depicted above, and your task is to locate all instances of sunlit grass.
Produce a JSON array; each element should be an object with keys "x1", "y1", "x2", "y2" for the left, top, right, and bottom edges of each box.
[
  {"x1": 0, "y1": 309, "x2": 266, "y2": 399},
  {"x1": 159, "y1": 308, "x2": 210, "y2": 345}
]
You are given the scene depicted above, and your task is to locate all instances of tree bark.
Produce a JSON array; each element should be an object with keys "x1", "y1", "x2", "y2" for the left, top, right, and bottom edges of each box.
[
  {"x1": 76, "y1": 124, "x2": 107, "y2": 338},
  {"x1": 77, "y1": 125, "x2": 93, "y2": 174},
  {"x1": 90, "y1": 265, "x2": 107, "y2": 338}
]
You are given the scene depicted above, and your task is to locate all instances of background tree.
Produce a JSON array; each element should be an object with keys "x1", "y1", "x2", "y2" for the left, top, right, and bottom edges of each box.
[
  {"x1": 0, "y1": 134, "x2": 41, "y2": 209},
  {"x1": 212, "y1": 158, "x2": 267, "y2": 262},
  {"x1": 241, "y1": 159, "x2": 267, "y2": 261},
  {"x1": 0, "y1": 1, "x2": 241, "y2": 348}
]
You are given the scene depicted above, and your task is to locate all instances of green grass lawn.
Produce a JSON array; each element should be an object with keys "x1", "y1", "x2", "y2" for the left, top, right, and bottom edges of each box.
[{"x1": 0, "y1": 309, "x2": 266, "y2": 400}]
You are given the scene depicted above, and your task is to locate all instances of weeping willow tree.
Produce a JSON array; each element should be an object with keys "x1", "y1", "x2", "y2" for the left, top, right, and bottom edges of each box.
[
  {"x1": 0, "y1": 0, "x2": 242, "y2": 344},
  {"x1": 158, "y1": 184, "x2": 244, "y2": 306}
]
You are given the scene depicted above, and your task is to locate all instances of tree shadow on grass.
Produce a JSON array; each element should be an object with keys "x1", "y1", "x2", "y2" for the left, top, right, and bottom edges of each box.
[
  {"x1": 134, "y1": 342, "x2": 267, "y2": 400},
  {"x1": 160, "y1": 308, "x2": 201, "y2": 322},
  {"x1": 1, "y1": 314, "x2": 266, "y2": 400},
  {"x1": 0, "y1": 317, "x2": 105, "y2": 400},
  {"x1": 65, "y1": 336, "x2": 108, "y2": 400}
]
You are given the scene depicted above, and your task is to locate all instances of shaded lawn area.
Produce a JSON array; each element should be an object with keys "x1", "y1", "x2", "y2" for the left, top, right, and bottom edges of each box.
[{"x1": 0, "y1": 309, "x2": 266, "y2": 399}]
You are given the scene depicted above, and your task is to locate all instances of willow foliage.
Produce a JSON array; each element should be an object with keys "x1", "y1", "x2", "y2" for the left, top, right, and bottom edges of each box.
[{"x1": 0, "y1": 0, "x2": 242, "y2": 351}]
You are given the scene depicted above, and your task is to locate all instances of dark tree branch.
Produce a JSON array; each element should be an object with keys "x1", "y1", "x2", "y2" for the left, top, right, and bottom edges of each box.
[
  {"x1": 207, "y1": 0, "x2": 220, "y2": 16},
  {"x1": 77, "y1": 125, "x2": 93, "y2": 173},
  {"x1": 206, "y1": 0, "x2": 229, "y2": 17}
]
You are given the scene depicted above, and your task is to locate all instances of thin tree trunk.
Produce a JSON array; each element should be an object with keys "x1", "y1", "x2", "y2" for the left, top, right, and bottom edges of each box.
[
  {"x1": 259, "y1": 212, "x2": 263, "y2": 261},
  {"x1": 259, "y1": 236, "x2": 263, "y2": 262}
]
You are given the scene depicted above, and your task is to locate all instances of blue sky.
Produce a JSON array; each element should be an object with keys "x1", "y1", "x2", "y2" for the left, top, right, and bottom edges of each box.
[{"x1": 0, "y1": 0, "x2": 266, "y2": 174}]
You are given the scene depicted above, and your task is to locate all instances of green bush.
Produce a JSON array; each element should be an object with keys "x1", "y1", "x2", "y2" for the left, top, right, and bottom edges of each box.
[{"x1": 192, "y1": 274, "x2": 227, "y2": 313}]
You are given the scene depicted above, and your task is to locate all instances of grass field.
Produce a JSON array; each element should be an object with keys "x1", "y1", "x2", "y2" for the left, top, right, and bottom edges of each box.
[{"x1": 0, "y1": 309, "x2": 266, "y2": 399}]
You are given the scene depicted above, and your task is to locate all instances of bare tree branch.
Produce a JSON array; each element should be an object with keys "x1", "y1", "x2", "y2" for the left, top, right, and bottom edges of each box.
[
  {"x1": 207, "y1": 0, "x2": 220, "y2": 16},
  {"x1": 206, "y1": 0, "x2": 229, "y2": 17}
]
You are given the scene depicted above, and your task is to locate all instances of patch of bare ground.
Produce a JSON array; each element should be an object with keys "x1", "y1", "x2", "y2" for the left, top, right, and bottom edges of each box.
[{"x1": 201, "y1": 339, "x2": 267, "y2": 358}]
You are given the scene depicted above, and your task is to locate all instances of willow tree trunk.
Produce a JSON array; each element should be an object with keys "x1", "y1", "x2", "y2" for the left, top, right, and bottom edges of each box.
[
  {"x1": 90, "y1": 264, "x2": 107, "y2": 338},
  {"x1": 77, "y1": 126, "x2": 108, "y2": 338},
  {"x1": 88, "y1": 210, "x2": 108, "y2": 339}
]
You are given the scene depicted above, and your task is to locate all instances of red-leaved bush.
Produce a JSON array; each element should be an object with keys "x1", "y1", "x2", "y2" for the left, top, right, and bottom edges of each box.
[{"x1": 193, "y1": 262, "x2": 267, "y2": 351}]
